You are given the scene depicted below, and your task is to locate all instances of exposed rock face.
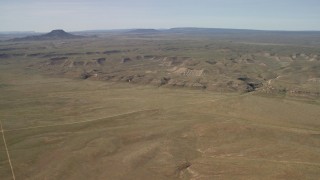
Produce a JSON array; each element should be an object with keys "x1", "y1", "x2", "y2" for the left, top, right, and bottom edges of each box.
[
  {"x1": 172, "y1": 67, "x2": 204, "y2": 77},
  {"x1": 80, "y1": 72, "x2": 91, "y2": 79},
  {"x1": 121, "y1": 58, "x2": 132, "y2": 63},
  {"x1": 160, "y1": 77, "x2": 171, "y2": 86},
  {"x1": 237, "y1": 77, "x2": 263, "y2": 92},
  {"x1": 32, "y1": 48, "x2": 320, "y2": 96},
  {"x1": 48, "y1": 57, "x2": 68, "y2": 65},
  {"x1": 96, "y1": 58, "x2": 106, "y2": 65}
]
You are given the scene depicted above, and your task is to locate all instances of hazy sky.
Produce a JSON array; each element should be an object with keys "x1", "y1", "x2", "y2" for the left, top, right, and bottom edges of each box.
[{"x1": 1, "y1": 0, "x2": 319, "y2": 32}]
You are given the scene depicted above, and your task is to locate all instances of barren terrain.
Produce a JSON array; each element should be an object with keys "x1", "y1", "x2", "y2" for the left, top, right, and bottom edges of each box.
[{"x1": 0, "y1": 30, "x2": 320, "y2": 179}]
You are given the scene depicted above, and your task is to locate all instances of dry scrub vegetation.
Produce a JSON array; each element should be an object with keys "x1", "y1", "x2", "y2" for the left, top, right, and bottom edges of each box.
[{"x1": 0, "y1": 31, "x2": 320, "y2": 179}]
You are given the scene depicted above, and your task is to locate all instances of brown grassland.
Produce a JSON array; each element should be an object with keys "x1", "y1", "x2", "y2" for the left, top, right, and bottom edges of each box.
[{"x1": 0, "y1": 31, "x2": 320, "y2": 179}]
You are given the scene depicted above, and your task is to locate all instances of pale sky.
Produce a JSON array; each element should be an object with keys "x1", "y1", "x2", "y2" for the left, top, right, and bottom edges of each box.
[{"x1": 1, "y1": 0, "x2": 320, "y2": 32}]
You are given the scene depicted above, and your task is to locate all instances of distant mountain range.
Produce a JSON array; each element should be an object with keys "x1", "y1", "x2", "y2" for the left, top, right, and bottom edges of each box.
[
  {"x1": 4, "y1": 28, "x2": 320, "y2": 42},
  {"x1": 126, "y1": 29, "x2": 160, "y2": 34},
  {"x1": 165, "y1": 27, "x2": 320, "y2": 35},
  {"x1": 9, "y1": 29, "x2": 84, "y2": 41}
]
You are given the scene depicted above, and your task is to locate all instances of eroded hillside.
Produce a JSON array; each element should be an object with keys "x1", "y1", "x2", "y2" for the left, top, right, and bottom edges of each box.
[{"x1": 1, "y1": 33, "x2": 319, "y2": 97}]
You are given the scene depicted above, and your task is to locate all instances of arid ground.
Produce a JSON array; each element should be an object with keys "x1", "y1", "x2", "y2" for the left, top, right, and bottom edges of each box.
[{"x1": 1, "y1": 30, "x2": 320, "y2": 179}]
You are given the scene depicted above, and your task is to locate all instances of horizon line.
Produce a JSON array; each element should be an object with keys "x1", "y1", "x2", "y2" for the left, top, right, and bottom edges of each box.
[{"x1": 1, "y1": 27, "x2": 320, "y2": 33}]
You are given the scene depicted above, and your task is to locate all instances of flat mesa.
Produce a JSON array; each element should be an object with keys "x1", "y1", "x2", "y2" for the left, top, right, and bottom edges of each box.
[{"x1": 9, "y1": 29, "x2": 84, "y2": 41}]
